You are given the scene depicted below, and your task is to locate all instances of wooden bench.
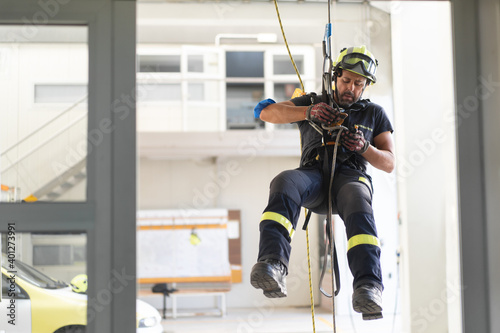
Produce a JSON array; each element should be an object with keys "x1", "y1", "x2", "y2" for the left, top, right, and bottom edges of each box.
[{"x1": 138, "y1": 277, "x2": 231, "y2": 319}]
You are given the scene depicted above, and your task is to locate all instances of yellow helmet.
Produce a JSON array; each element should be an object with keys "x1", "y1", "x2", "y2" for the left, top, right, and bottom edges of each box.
[
  {"x1": 333, "y1": 46, "x2": 378, "y2": 84},
  {"x1": 70, "y1": 274, "x2": 88, "y2": 294}
]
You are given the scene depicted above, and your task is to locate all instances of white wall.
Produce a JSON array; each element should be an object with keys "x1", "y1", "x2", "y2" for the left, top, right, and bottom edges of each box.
[
  {"x1": 138, "y1": 155, "x2": 324, "y2": 309},
  {"x1": 391, "y1": 3, "x2": 460, "y2": 333}
]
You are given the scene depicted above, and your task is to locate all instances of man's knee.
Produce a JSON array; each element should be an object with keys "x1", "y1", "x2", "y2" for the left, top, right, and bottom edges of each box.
[
  {"x1": 270, "y1": 170, "x2": 294, "y2": 187},
  {"x1": 336, "y1": 182, "x2": 372, "y2": 217},
  {"x1": 269, "y1": 171, "x2": 302, "y2": 203}
]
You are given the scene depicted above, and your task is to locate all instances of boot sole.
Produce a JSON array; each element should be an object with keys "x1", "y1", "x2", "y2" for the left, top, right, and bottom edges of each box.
[
  {"x1": 362, "y1": 312, "x2": 383, "y2": 320},
  {"x1": 250, "y1": 263, "x2": 287, "y2": 298},
  {"x1": 352, "y1": 289, "x2": 383, "y2": 320}
]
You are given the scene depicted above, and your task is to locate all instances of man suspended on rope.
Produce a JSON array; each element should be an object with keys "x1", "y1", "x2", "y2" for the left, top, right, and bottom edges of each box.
[{"x1": 250, "y1": 46, "x2": 394, "y2": 320}]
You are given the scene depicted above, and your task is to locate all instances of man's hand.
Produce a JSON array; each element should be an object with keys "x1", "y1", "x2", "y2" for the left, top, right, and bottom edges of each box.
[
  {"x1": 305, "y1": 103, "x2": 346, "y2": 126},
  {"x1": 340, "y1": 129, "x2": 370, "y2": 154}
]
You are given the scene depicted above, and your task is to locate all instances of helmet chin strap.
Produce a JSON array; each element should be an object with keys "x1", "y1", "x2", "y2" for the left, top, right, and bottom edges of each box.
[
  {"x1": 332, "y1": 73, "x2": 341, "y2": 107},
  {"x1": 360, "y1": 84, "x2": 367, "y2": 100}
]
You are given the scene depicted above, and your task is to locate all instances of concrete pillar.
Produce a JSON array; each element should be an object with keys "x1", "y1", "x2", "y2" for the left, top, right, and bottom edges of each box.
[{"x1": 391, "y1": 3, "x2": 459, "y2": 332}]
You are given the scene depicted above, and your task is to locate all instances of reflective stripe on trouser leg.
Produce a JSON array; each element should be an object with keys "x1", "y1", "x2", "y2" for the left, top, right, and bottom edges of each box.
[
  {"x1": 258, "y1": 209, "x2": 297, "y2": 267},
  {"x1": 333, "y1": 179, "x2": 382, "y2": 289},
  {"x1": 344, "y1": 212, "x2": 383, "y2": 289},
  {"x1": 257, "y1": 192, "x2": 302, "y2": 268},
  {"x1": 261, "y1": 212, "x2": 295, "y2": 238},
  {"x1": 348, "y1": 234, "x2": 380, "y2": 251}
]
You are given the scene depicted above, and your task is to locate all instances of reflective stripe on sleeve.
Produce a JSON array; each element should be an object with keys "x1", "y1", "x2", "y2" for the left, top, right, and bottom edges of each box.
[
  {"x1": 358, "y1": 176, "x2": 373, "y2": 192},
  {"x1": 347, "y1": 234, "x2": 380, "y2": 251},
  {"x1": 358, "y1": 176, "x2": 370, "y2": 187},
  {"x1": 261, "y1": 212, "x2": 295, "y2": 238}
]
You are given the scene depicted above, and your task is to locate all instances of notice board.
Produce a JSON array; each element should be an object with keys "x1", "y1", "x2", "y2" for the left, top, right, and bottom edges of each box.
[{"x1": 137, "y1": 208, "x2": 233, "y2": 283}]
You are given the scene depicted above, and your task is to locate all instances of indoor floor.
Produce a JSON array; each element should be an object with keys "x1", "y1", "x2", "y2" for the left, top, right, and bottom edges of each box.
[{"x1": 161, "y1": 306, "x2": 401, "y2": 333}]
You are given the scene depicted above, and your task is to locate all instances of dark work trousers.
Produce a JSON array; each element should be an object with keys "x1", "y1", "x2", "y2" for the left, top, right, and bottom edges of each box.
[{"x1": 257, "y1": 161, "x2": 383, "y2": 291}]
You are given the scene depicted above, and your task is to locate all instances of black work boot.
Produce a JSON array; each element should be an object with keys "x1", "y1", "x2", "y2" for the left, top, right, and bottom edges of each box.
[
  {"x1": 352, "y1": 283, "x2": 383, "y2": 320},
  {"x1": 250, "y1": 259, "x2": 287, "y2": 298}
]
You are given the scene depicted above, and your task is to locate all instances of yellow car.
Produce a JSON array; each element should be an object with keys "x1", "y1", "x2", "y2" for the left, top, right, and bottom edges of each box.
[{"x1": 1, "y1": 254, "x2": 163, "y2": 333}]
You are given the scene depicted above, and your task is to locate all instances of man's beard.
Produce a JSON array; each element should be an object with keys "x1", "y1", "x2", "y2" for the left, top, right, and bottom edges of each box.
[{"x1": 337, "y1": 91, "x2": 358, "y2": 108}]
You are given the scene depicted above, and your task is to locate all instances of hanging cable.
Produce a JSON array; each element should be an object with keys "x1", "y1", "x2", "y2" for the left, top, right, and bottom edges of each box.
[
  {"x1": 273, "y1": 0, "x2": 304, "y2": 93},
  {"x1": 305, "y1": 215, "x2": 317, "y2": 333}
]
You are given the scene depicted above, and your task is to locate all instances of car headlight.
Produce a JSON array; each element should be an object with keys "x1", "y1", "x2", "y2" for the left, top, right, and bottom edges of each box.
[{"x1": 138, "y1": 316, "x2": 158, "y2": 328}]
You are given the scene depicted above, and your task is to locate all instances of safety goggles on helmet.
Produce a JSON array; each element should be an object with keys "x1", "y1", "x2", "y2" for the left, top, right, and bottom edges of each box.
[{"x1": 334, "y1": 47, "x2": 378, "y2": 84}]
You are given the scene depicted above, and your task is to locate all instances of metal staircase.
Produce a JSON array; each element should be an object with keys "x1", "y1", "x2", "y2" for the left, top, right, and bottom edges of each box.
[
  {"x1": 1, "y1": 96, "x2": 88, "y2": 202},
  {"x1": 22, "y1": 158, "x2": 87, "y2": 202}
]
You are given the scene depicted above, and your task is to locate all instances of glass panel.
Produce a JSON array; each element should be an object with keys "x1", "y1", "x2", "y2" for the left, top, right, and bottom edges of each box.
[
  {"x1": 35, "y1": 84, "x2": 88, "y2": 103},
  {"x1": 188, "y1": 55, "x2": 204, "y2": 72},
  {"x1": 273, "y1": 54, "x2": 304, "y2": 75},
  {"x1": 226, "y1": 51, "x2": 264, "y2": 78},
  {"x1": 138, "y1": 55, "x2": 180, "y2": 73},
  {"x1": 33, "y1": 245, "x2": 73, "y2": 265},
  {"x1": 274, "y1": 82, "x2": 301, "y2": 100},
  {"x1": 274, "y1": 83, "x2": 301, "y2": 130},
  {"x1": 226, "y1": 83, "x2": 264, "y2": 130},
  {"x1": 0, "y1": 25, "x2": 88, "y2": 203},
  {"x1": 188, "y1": 83, "x2": 204, "y2": 101},
  {"x1": 138, "y1": 83, "x2": 181, "y2": 101},
  {"x1": 0, "y1": 232, "x2": 87, "y2": 331},
  {"x1": 201, "y1": 81, "x2": 220, "y2": 102}
]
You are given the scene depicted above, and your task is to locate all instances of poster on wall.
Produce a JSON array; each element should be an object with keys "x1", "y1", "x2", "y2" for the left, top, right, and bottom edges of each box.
[{"x1": 137, "y1": 209, "x2": 231, "y2": 280}]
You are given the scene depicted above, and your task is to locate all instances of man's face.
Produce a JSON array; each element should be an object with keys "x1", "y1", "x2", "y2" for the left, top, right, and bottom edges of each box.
[{"x1": 334, "y1": 69, "x2": 368, "y2": 108}]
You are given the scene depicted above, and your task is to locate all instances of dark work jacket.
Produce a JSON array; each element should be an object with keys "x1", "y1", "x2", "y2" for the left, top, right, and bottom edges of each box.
[{"x1": 291, "y1": 93, "x2": 393, "y2": 171}]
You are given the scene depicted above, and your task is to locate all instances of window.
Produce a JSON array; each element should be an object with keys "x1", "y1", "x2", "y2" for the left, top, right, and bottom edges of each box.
[
  {"x1": 138, "y1": 54, "x2": 180, "y2": 73},
  {"x1": 34, "y1": 84, "x2": 87, "y2": 103},
  {"x1": 273, "y1": 83, "x2": 300, "y2": 130},
  {"x1": 226, "y1": 51, "x2": 264, "y2": 77},
  {"x1": 138, "y1": 83, "x2": 181, "y2": 101},
  {"x1": 273, "y1": 82, "x2": 301, "y2": 101},
  {"x1": 226, "y1": 83, "x2": 264, "y2": 129},
  {"x1": 223, "y1": 50, "x2": 313, "y2": 130},
  {"x1": 33, "y1": 245, "x2": 73, "y2": 265},
  {"x1": 273, "y1": 54, "x2": 304, "y2": 75},
  {"x1": 188, "y1": 83, "x2": 204, "y2": 101},
  {"x1": 188, "y1": 55, "x2": 204, "y2": 72},
  {"x1": 226, "y1": 51, "x2": 265, "y2": 130},
  {"x1": 266, "y1": 50, "x2": 314, "y2": 130}
]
